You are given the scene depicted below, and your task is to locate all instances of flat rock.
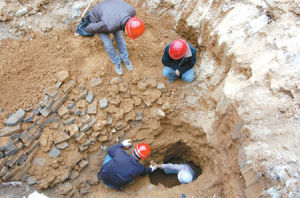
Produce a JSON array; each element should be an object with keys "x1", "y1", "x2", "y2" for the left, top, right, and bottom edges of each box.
[
  {"x1": 5, "y1": 109, "x2": 25, "y2": 126},
  {"x1": 0, "y1": 124, "x2": 22, "y2": 136},
  {"x1": 89, "y1": 77, "x2": 102, "y2": 88},
  {"x1": 87, "y1": 101, "x2": 97, "y2": 115},
  {"x1": 56, "y1": 142, "x2": 69, "y2": 150},
  {"x1": 85, "y1": 90, "x2": 94, "y2": 104},
  {"x1": 54, "y1": 132, "x2": 70, "y2": 144},
  {"x1": 56, "y1": 70, "x2": 69, "y2": 82},
  {"x1": 58, "y1": 182, "x2": 73, "y2": 195},
  {"x1": 48, "y1": 147, "x2": 61, "y2": 158},
  {"x1": 0, "y1": 137, "x2": 12, "y2": 151},
  {"x1": 99, "y1": 98, "x2": 108, "y2": 109},
  {"x1": 32, "y1": 157, "x2": 45, "y2": 167}
]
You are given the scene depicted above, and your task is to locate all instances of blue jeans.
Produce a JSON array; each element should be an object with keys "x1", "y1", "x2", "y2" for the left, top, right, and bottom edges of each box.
[
  {"x1": 99, "y1": 31, "x2": 129, "y2": 65},
  {"x1": 162, "y1": 66, "x2": 194, "y2": 82}
]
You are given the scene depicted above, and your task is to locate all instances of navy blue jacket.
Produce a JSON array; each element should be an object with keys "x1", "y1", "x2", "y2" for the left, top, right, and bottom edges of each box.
[
  {"x1": 162, "y1": 42, "x2": 197, "y2": 75},
  {"x1": 99, "y1": 143, "x2": 151, "y2": 189}
]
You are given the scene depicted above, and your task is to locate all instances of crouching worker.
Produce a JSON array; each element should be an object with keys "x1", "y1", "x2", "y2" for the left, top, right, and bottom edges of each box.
[
  {"x1": 98, "y1": 139, "x2": 157, "y2": 190},
  {"x1": 157, "y1": 163, "x2": 196, "y2": 184},
  {"x1": 162, "y1": 39, "x2": 197, "y2": 83},
  {"x1": 85, "y1": 0, "x2": 145, "y2": 75}
]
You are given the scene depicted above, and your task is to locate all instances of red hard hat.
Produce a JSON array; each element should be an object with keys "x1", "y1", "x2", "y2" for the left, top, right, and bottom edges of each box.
[
  {"x1": 125, "y1": 17, "x2": 145, "y2": 39},
  {"x1": 169, "y1": 39, "x2": 188, "y2": 59},
  {"x1": 134, "y1": 143, "x2": 151, "y2": 160}
]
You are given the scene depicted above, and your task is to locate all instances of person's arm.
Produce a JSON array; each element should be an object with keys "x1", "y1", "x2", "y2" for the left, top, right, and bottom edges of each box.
[
  {"x1": 139, "y1": 167, "x2": 152, "y2": 176},
  {"x1": 107, "y1": 143, "x2": 124, "y2": 157},
  {"x1": 161, "y1": 163, "x2": 183, "y2": 172},
  {"x1": 85, "y1": 21, "x2": 107, "y2": 34}
]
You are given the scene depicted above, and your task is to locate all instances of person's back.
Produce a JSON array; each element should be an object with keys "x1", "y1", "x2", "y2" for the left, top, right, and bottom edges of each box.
[{"x1": 100, "y1": 146, "x2": 147, "y2": 188}]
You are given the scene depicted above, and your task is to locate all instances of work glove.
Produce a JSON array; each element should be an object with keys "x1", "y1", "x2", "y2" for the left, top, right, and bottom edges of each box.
[
  {"x1": 149, "y1": 165, "x2": 157, "y2": 172},
  {"x1": 121, "y1": 139, "x2": 132, "y2": 148}
]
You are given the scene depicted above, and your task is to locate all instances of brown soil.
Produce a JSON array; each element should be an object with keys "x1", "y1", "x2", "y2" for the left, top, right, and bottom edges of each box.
[{"x1": 0, "y1": 9, "x2": 245, "y2": 198}]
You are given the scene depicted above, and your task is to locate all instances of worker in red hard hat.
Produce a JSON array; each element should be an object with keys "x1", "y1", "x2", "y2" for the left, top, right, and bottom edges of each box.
[
  {"x1": 98, "y1": 139, "x2": 156, "y2": 190},
  {"x1": 85, "y1": 0, "x2": 145, "y2": 75},
  {"x1": 162, "y1": 39, "x2": 197, "y2": 83}
]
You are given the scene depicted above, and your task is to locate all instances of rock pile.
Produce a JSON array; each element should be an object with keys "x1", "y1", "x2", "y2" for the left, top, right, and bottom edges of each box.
[{"x1": 0, "y1": 71, "x2": 170, "y2": 196}]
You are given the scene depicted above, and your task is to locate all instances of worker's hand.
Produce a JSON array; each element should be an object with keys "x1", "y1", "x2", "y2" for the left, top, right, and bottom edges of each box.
[
  {"x1": 175, "y1": 70, "x2": 180, "y2": 76},
  {"x1": 149, "y1": 165, "x2": 157, "y2": 172},
  {"x1": 121, "y1": 139, "x2": 132, "y2": 148},
  {"x1": 157, "y1": 164, "x2": 163, "y2": 169}
]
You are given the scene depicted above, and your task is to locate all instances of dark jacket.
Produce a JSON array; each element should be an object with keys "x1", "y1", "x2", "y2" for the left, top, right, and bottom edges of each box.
[
  {"x1": 162, "y1": 43, "x2": 197, "y2": 75},
  {"x1": 86, "y1": 0, "x2": 136, "y2": 34},
  {"x1": 99, "y1": 143, "x2": 151, "y2": 189}
]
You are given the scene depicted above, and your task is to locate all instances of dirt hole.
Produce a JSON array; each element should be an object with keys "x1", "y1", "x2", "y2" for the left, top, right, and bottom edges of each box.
[{"x1": 149, "y1": 142, "x2": 202, "y2": 187}]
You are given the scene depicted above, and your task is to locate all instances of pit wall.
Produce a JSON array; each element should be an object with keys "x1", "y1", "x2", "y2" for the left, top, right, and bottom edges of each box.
[{"x1": 129, "y1": 0, "x2": 300, "y2": 197}]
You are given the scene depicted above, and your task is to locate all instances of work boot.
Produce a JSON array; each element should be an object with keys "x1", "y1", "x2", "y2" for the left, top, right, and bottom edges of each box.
[
  {"x1": 124, "y1": 60, "x2": 133, "y2": 71},
  {"x1": 115, "y1": 63, "x2": 123, "y2": 75}
]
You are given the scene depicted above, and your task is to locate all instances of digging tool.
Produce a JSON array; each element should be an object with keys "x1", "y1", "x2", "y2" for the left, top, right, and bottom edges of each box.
[
  {"x1": 80, "y1": 0, "x2": 94, "y2": 19},
  {"x1": 76, "y1": 0, "x2": 94, "y2": 37}
]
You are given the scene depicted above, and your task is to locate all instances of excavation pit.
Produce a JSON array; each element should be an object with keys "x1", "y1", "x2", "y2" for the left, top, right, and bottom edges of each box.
[{"x1": 149, "y1": 142, "x2": 202, "y2": 187}]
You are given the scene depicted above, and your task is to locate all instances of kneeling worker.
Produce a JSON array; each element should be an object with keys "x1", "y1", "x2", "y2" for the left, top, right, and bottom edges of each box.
[
  {"x1": 162, "y1": 39, "x2": 197, "y2": 83},
  {"x1": 98, "y1": 139, "x2": 157, "y2": 190}
]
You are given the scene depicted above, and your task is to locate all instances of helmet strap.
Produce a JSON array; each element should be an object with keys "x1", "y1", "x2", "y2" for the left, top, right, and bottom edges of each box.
[{"x1": 133, "y1": 150, "x2": 141, "y2": 160}]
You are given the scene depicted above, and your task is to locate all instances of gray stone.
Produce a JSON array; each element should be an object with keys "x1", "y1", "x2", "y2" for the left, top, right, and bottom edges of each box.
[
  {"x1": 40, "y1": 95, "x2": 50, "y2": 107},
  {"x1": 79, "y1": 160, "x2": 89, "y2": 171},
  {"x1": 67, "y1": 102, "x2": 75, "y2": 109},
  {"x1": 16, "y1": 154, "x2": 27, "y2": 166},
  {"x1": 89, "y1": 77, "x2": 102, "y2": 88},
  {"x1": 0, "y1": 166, "x2": 8, "y2": 177},
  {"x1": 74, "y1": 109, "x2": 82, "y2": 116},
  {"x1": 40, "y1": 107, "x2": 51, "y2": 117},
  {"x1": 58, "y1": 182, "x2": 73, "y2": 195},
  {"x1": 54, "y1": 132, "x2": 70, "y2": 144},
  {"x1": 0, "y1": 108, "x2": 3, "y2": 112},
  {"x1": 80, "y1": 124, "x2": 90, "y2": 133},
  {"x1": 32, "y1": 157, "x2": 45, "y2": 167},
  {"x1": 26, "y1": 176, "x2": 36, "y2": 185},
  {"x1": 101, "y1": 146, "x2": 107, "y2": 151},
  {"x1": 24, "y1": 113, "x2": 34, "y2": 123},
  {"x1": 51, "y1": 93, "x2": 67, "y2": 113},
  {"x1": 136, "y1": 112, "x2": 143, "y2": 121},
  {"x1": 79, "y1": 144, "x2": 88, "y2": 152},
  {"x1": 5, "y1": 109, "x2": 25, "y2": 126},
  {"x1": 99, "y1": 98, "x2": 108, "y2": 109},
  {"x1": 47, "y1": 90, "x2": 59, "y2": 98},
  {"x1": 0, "y1": 137, "x2": 12, "y2": 151},
  {"x1": 75, "y1": 90, "x2": 88, "y2": 102},
  {"x1": 49, "y1": 122, "x2": 60, "y2": 130},
  {"x1": 0, "y1": 124, "x2": 22, "y2": 136},
  {"x1": 157, "y1": 82, "x2": 167, "y2": 92},
  {"x1": 87, "y1": 101, "x2": 97, "y2": 115},
  {"x1": 56, "y1": 142, "x2": 69, "y2": 150},
  {"x1": 63, "y1": 80, "x2": 76, "y2": 94},
  {"x1": 58, "y1": 105, "x2": 69, "y2": 117},
  {"x1": 16, "y1": 7, "x2": 28, "y2": 16},
  {"x1": 55, "y1": 81, "x2": 63, "y2": 89},
  {"x1": 85, "y1": 90, "x2": 94, "y2": 104},
  {"x1": 48, "y1": 147, "x2": 61, "y2": 158},
  {"x1": 33, "y1": 106, "x2": 41, "y2": 114},
  {"x1": 69, "y1": 170, "x2": 79, "y2": 180},
  {"x1": 5, "y1": 144, "x2": 18, "y2": 156},
  {"x1": 62, "y1": 116, "x2": 75, "y2": 125}
]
